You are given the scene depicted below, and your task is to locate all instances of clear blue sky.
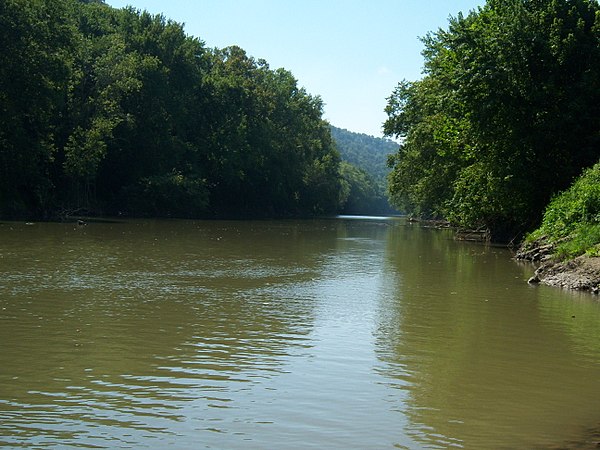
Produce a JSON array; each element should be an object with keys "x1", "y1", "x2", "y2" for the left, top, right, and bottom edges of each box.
[{"x1": 105, "y1": 0, "x2": 485, "y2": 138}]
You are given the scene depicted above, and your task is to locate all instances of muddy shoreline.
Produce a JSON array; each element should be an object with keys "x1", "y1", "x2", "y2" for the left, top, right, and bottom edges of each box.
[{"x1": 516, "y1": 238, "x2": 600, "y2": 294}]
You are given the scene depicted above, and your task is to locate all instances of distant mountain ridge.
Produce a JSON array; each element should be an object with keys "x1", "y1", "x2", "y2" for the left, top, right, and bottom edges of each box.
[
  {"x1": 330, "y1": 125, "x2": 399, "y2": 215},
  {"x1": 330, "y1": 126, "x2": 398, "y2": 183}
]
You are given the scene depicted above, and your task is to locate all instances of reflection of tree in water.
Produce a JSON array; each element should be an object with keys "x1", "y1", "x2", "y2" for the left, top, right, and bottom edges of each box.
[
  {"x1": 374, "y1": 222, "x2": 600, "y2": 449},
  {"x1": 0, "y1": 220, "x2": 341, "y2": 447}
]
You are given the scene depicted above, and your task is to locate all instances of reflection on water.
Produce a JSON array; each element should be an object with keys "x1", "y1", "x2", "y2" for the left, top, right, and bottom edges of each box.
[
  {"x1": 377, "y1": 224, "x2": 600, "y2": 448},
  {"x1": 0, "y1": 220, "x2": 323, "y2": 447},
  {"x1": 0, "y1": 218, "x2": 600, "y2": 448}
]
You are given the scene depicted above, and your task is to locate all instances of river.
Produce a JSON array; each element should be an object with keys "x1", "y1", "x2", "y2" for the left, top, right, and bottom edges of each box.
[{"x1": 1, "y1": 216, "x2": 600, "y2": 449}]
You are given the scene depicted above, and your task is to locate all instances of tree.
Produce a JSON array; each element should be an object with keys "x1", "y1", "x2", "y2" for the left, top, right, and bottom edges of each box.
[
  {"x1": 203, "y1": 46, "x2": 343, "y2": 216},
  {"x1": 385, "y1": 0, "x2": 600, "y2": 240},
  {"x1": 0, "y1": 0, "x2": 73, "y2": 217},
  {"x1": 331, "y1": 125, "x2": 398, "y2": 214},
  {"x1": 0, "y1": 0, "x2": 344, "y2": 219},
  {"x1": 56, "y1": 3, "x2": 212, "y2": 216}
]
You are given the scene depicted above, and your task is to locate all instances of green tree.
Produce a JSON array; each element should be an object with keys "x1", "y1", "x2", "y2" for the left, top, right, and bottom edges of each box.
[
  {"x1": 339, "y1": 162, "x2": 381, "y2": 215},
  {"x1": 384, "y1": 78, "x2": 474, "y2": 219},
  {"x1": 57, "y1": 3, "x2": 211, "y2": 216},
  {"x1": 385, "y1": 0, "x2": 600, "y2": 240},
  {"x1": 331, "y1": 125, "x2": 398, "y2": 214},
  {"x1": 1, "y1": 0, "x2": 343, "y2": 219},
  {"x1": 0, "y1": 0, "x2": 73, "y2": 217},
  {"x1": 204, "y1": 46, "x2": 343, "y2": 216}
]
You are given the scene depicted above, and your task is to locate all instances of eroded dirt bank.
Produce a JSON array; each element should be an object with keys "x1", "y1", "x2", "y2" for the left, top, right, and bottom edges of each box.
[{"x1": 516, "y1": 239, "x2": 600, "y2": 294}]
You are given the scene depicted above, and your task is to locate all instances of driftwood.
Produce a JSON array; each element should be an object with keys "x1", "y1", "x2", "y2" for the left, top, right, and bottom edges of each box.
[
  {"x1": 454, "y1": 228, "x2": 490, "y2": 242},
  {"x1": 405, "y1": 217, "x2": 490, "y2": 242}
]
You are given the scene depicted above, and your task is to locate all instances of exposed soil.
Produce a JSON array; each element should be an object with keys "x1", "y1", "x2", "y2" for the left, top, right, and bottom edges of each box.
[
  {"x1": 516, "y1": 237, "x2": 600, "y2": 294},
  {"x1": 528, "y1": 255, "x2": 600, "y2": 293}
]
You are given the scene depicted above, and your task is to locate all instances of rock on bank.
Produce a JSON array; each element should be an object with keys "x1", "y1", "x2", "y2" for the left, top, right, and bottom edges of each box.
[
  {"x1": 528, "y1": 255, "x2": 600, "y2": 293},
  {"x1": 517, "y1": 239, "x2": 600, "y2": 293}
]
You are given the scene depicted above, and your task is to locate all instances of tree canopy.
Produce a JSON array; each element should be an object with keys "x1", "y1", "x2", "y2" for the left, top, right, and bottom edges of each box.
[
  {"x1": 0, "y1": 0, "x2": 345, "y2": 219},
  {"x1": 385, "y1": 0, "x2": 600, "y2": 240}
]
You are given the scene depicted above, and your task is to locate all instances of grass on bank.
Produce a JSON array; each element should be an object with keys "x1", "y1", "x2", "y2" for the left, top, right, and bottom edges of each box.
[{"x1": 526, "y1": 162, "x2": 600, "y2": 260}]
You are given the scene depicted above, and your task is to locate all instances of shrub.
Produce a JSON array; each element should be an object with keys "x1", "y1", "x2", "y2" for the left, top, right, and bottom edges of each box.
[{"x1": 526, "y1": 163, "x2": 600, "y2": 259}]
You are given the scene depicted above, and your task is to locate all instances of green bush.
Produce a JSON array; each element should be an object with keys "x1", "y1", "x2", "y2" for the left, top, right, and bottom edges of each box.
[
  {"x1": 527, "y1": 162, "x2": 600, "y2": 259},
  {"x1": 554, "y1": 224, "x2": 600, "y2": 259}
]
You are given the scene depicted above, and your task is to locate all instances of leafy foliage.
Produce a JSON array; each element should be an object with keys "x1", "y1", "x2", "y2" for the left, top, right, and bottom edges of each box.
[
  {"x1": 527, "y1": 163, "x2": 600, "y2": 258},
  {"x1": 0, "y1": 0, "x2": 344, "y2": 219},
  {"x1": 385, "y1": 0, "x2": 600, "y2": 240},
  {"x1": 0, "y1": 0, "x2": 74, "y2": 216}
]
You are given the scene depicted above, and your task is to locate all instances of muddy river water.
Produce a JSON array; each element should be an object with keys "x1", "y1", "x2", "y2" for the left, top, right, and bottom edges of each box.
[{"x1": 1, "y1": 217, "x2": 600, "y2": 448}]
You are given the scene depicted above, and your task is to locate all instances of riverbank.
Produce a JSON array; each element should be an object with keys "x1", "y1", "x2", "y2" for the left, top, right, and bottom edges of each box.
[
  {"x1": 512, "y1": 162, "x2": 600, "y2": 293},
  {"x1": 516, "y1": 238, "x2": 600, "y2": 294},
  {"x1": 528, "y1": 254, "x2": 600, "y2": 293}
]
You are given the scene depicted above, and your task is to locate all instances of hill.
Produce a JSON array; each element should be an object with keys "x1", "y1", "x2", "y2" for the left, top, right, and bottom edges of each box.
[
  {"x1": 330, "y1": 126, "x2": 398, "y2": 183},
  {"x1": 330, "y1": 126, "x2": 399, "y2": 215}
]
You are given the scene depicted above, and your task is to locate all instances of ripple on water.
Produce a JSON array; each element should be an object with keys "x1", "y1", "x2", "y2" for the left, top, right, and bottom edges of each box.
[{"x1": 3, "y1": 219, "x2": 600, "y2": 449}]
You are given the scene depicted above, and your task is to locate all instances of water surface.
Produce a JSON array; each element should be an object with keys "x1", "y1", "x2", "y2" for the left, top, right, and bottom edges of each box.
[{"x1": 1, "y1": 217, "x2": 600, "y2": 448}]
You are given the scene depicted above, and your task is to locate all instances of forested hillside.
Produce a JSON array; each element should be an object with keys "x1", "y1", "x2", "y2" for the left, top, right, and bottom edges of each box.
[
  {"x1": 0, "y1": 0, "x2": 344, "y2": 219},
  {"x1": 331, "y1": 126, "x2": 398, "y2": 215},
  {"x1": 385, "y1": 0, "x2": 600, "y2": 241},
  {"x1": 330, "y1": 126, "x2": 397, "y2": 182}
]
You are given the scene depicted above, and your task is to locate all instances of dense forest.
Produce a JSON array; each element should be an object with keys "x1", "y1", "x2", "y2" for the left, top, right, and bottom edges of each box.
[
  {"x1": 331, "y1": 126, "x2": 398, "y2": 215},
  {"x1": 0, "y1": 0, "x2": 349, "y2": 219},
  {"x1": 7, "y1": 0, "x2": 600, "y2": 239},
  {"x1": 331, "y1": 126, "x2": 397, "y2": 182},
  {"x1": 385, "y1": 0, "x2": 600, "y2": 242}
]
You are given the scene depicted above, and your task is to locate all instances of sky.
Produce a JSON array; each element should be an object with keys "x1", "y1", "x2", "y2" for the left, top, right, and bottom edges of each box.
[{"x1": 105, "y1": 0, "x2": 486, "y2": 138}]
